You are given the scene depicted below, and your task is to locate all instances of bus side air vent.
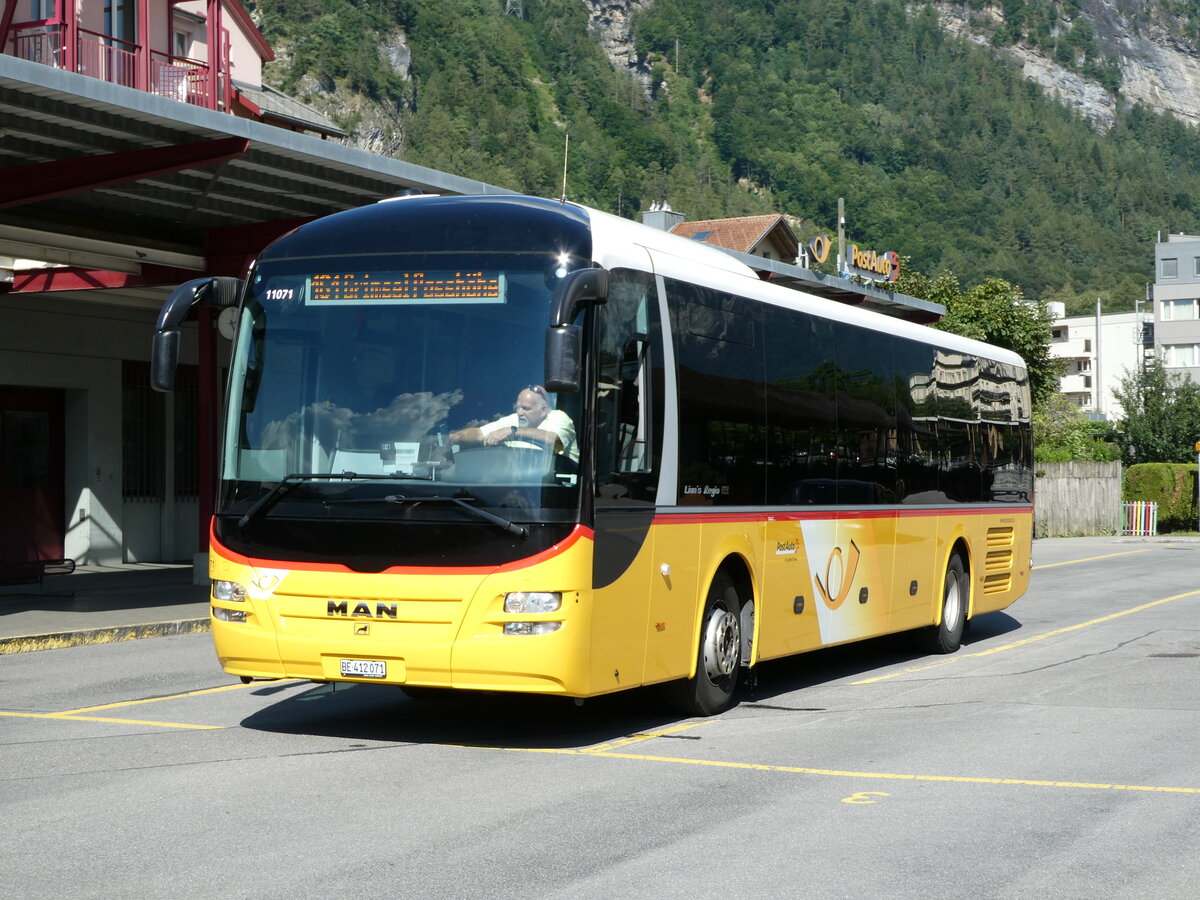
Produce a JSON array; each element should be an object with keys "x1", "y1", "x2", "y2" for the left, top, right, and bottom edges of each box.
[
  {"x1": 983, "y1": 573, "x2": 1012, "y2": 595},
  {"x1": 987, "y1": 526, "x2": 1015, "y2": 548},
  {"x1": 985, "y1": 549, "x2": 1013, "y2": 572}
]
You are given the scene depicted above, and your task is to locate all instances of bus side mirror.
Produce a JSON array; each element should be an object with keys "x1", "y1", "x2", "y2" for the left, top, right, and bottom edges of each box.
[
  {"x1": 545, "y1": 325, "x2": 582, "y2": 393},
  {"x1": 152, "y1": 330, "x2": 182, "y2": 391},
  {"x1": 151, "y1": 276, "x2": 244, "y2": 392},
  {"x1": 545, "y1": 267, "x2": 608, "y2": 393}
]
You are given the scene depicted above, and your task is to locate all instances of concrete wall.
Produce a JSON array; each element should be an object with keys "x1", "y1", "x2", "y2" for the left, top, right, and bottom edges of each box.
[
  {"x1": 0, "y1": 295, "x2": 200, "y2": 564},
  {"x1": 1034, "y1": 461, "x2": 1122, "y2": 537}
]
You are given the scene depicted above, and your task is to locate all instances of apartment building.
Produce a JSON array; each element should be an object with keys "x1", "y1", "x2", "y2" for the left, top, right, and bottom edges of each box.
[
  {"x1": 1047, "y1": 304, "x2": 1143, "y2": 419},
  {"x1": 1153, "y1": 233, "x2": 1200, "y2": 382}
]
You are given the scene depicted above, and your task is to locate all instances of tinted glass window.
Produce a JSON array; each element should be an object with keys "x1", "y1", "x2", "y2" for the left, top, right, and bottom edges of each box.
[
  {"x1": 668, "y1": 280, "x2": 765, "y2": 505},
  {"x1": 221, "y1": 251, "x2": 585, "y2": 523},
  {"x1": 894, "y1": 337, "x2": 939, "y2": 503},
  {"x1": 763, "y1": 306, "x2": 837, "y2": 504},
  {"x1": 833, "y1": 323, "x2": 897, "y2": 503},
  {"x1": 934, "y1": 349, "x2": 981, "y2": 501},
  {"x1": 594, "y1": 269, "x2": 665, "y2": 505},
  {"x1": 979, "y1": 362, "x2": 1033, "y2": 502}
]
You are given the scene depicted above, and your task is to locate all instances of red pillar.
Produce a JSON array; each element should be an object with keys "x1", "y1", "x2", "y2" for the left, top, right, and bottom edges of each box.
[
  {"x1": 205, "y1": 0, "x2": 219, "y2": 107},
  {"x1": 61, "y1": 0, "x2": 76, "y2": 72},
  {"x1": 137, "y1": 0, "x2": 150, "y2": 91}
]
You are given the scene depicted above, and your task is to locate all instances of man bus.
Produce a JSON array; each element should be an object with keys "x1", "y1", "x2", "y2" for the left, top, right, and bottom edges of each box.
[{"x1": 152, "y1": 194, "x2": 1032, "y2": 716}]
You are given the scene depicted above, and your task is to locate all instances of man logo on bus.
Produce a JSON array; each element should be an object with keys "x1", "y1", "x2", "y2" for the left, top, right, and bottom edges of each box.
[{"x1": 814, "y1": 540, "x2": 861, "y2": 611}]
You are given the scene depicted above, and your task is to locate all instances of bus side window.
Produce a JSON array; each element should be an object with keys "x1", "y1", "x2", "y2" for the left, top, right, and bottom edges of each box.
[
  {"x1": 616, "y1": 338, "x2": 652, "y2": 472},
  {"x1": 594, "y1": 270, "x2": 663, "y2": 502}
]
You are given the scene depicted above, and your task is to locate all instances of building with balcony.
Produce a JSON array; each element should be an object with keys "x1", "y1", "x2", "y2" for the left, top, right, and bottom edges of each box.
[
  {"x1": 1, "y1": 1, "x2": 506, "y2": 575},
  {"x1": 1152, "y1": 233, "x2": 1200, "y2": 383},
  {"x1": 1, "y1": 0, "x2": 342, "y2": 135}
]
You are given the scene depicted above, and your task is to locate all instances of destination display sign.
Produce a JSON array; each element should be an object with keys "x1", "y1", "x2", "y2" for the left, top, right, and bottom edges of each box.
[{"x1": 307, "y1": 270, "x2": 506, "y2": 305}]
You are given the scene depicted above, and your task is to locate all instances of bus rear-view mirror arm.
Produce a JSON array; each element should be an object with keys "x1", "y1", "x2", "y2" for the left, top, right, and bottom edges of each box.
[
  {"x1": 545, "y1": 267, "x2": 609, "y2": 393},
  {"x1": 151, "y1": 276, "x2": 244, "y2": 392}
]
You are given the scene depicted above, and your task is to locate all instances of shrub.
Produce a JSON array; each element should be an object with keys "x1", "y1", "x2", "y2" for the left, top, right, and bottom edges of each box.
[{"x1": 1125, "y1": 463, "x2": 1199, "y2": 532}]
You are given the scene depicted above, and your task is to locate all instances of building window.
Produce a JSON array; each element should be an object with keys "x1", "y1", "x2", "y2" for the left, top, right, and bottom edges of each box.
[
  {"x1": 1162, "y1": 257, "x2": 1179, "y2": 279},
  {"x1": 122, "y1": 361, "x2": 165, "y2": 501},
  {"x1": 173, "y1": 366, "x2": 199, "y2": 499},
  {"x1": 1162, "y1": 298, "x2": 1199, "y2": 321},
  {"x1": 1194, "y1": 257, "x2": 1200, "y2": 277},
  {"x1": 173, "y1": 30, "x2": 189, "y2": 59},
  {"x1": 1164, "y1": 344, "x2": 1200, "y2": 368},
  {"x1": 1083, "y1": 339, "x2": 1092, "y2": 352}
]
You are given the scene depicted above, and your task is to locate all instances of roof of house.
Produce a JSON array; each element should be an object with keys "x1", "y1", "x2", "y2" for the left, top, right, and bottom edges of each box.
[
  {"x1": 671, "y1": 214, "x2": 799, "y2": 258},
  {"x1": 233, "y1": 80, "x2": 346, "y2": 139}
]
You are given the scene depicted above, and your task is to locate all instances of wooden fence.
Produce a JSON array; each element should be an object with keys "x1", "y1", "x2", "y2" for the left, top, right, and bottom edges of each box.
[{"x1": 1033, "y1": 461, "x2": 1122, "y2": 537}]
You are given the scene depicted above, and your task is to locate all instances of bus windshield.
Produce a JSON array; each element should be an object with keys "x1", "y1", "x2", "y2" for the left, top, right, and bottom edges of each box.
[{"x1": 219, "y1": 251, "x2": 585, "y2": 526}]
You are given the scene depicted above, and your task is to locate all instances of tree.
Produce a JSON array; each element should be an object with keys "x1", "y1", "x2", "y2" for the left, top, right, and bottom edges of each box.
[
  {"x1": 893, "y1": 267, "x2": 1062, "y2": 404},
  {"x1": 1113, "y1": 359, "x2": 1200, "y2": 464},
  {"x1": 1032, "y1": 392, "x2": 1120, "y2": 462}
]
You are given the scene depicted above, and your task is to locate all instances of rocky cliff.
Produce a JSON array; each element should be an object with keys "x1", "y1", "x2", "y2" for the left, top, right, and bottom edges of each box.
[{"x1": 932, "y1": 1, "x2": 1200, "y2": 130}]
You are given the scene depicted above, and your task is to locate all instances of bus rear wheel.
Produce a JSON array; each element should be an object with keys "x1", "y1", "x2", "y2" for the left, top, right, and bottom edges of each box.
[
  {"x1": 920, "y1": 553, "x2": 967, "y2": 654},
  {"x1": 669, "y1": 571, "x2": 742, "y2": 716}
]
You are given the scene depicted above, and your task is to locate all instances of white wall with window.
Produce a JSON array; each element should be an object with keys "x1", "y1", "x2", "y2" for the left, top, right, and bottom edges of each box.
[
  {"x1": 1047, "y1": 306, "x2": 1139, "y2": 419},
  {"x1": 1161, "y1": 297, "x2": 1200, "y2": 321},
  {"x1": 1163, "y1": 343, "x2": 1200, "y2": 368}
]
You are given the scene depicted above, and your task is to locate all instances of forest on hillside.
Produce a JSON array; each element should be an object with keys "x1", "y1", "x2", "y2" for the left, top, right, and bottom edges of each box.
[{"x1": 248, "y1": 0, "x2": 1200, "y2": 315}]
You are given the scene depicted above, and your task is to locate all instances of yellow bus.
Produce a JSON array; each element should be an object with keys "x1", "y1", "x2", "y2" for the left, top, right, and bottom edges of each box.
[{"x1": 152, "y1": 195, "x2": 1032, "y2": 715}]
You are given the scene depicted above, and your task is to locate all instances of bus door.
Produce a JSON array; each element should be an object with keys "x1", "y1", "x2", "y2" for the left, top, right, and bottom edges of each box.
[{"x1": 588, "y1": 267, "x2": 668, "y2": 691}]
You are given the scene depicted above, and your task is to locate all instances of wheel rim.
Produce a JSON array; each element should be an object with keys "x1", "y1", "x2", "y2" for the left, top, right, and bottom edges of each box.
[
  {"x1": 944, "y1": 571, "x2": 961, "y2": 629},
  {"x1": 702, "y1": 606, "x2": 740, "y2": 681}
]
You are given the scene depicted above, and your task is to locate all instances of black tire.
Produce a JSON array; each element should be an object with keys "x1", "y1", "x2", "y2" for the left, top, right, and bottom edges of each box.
[
  {"x1": 919, "y1": 554, "x2": 967, "y2": 654},
  {"x1": 668, "y1": 572, "x2": 742, "y2": 716}
]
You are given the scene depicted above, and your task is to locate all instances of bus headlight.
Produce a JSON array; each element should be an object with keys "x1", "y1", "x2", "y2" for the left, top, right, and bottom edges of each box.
[
  {"x1": 213, "y1": 580, "x2": 246, "y2": 602},
  {"x1": 212, "y1": 606, "x2": 247, "y2": 622},
  {"x1": 504, "y1": 622, "x2": 562, "y2": 636},
  {"x1": 504, "y1": 591, "x2": 561, "y2": 613}
]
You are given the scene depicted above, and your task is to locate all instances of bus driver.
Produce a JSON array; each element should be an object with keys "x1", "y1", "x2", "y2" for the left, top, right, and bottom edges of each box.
[{"x1": 450, "y1": 386, "x2": 578, "y2": 463}]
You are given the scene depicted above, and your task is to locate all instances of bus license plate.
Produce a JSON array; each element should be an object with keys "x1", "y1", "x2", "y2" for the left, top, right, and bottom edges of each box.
[{"x1": 340, "y1": 659, "x2": 386, "y2": 679}]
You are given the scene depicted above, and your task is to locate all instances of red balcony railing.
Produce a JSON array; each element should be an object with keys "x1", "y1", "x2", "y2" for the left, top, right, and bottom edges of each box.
[
  {"x1": 76, "y1": 26, "x2": 137, "y2": 89},
  {"x1": 9, "y1": 21, "x2": 217, "y2": 110},
  {"x1": 150, "y1": 51, "x2": 213, "y2": 107},
  {"x1": 12, "y1": 23, "x2": 64, "y2": 68}
]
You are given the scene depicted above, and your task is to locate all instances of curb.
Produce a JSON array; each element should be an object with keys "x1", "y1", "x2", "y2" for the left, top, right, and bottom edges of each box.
[{"x1": 0, "y1": 618, "x2": 212, "y2": 655}]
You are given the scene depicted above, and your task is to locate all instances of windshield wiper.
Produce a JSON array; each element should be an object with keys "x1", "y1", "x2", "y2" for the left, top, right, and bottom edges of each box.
[
  {"x1": 237, "y1": 473, "x2": 426, "y2": 530},
  {"x1": 323, "y1": 493, "x2": 529, "y2": 538}
]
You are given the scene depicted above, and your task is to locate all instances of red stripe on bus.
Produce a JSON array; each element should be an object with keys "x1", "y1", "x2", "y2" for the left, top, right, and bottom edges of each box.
[
  {"x1": 653, "y1": 506, "x2": 1032, "y2": 526},
  {"x1": 208, "y1": 520, "x2": 594, "y2": 575}
]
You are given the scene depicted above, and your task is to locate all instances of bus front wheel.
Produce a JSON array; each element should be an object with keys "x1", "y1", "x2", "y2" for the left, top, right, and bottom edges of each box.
[
  {"x1": 920, "y1": 553, "x2": 967, "y2": 654},
  {"x1": 669, "y1": 571, "x2": 742, "y2": 716}
]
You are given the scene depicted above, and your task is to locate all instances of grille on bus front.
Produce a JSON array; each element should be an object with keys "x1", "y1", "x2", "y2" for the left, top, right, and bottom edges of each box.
[{"x1": 271, "y1": 591, "x2": 464, "y2": 639}]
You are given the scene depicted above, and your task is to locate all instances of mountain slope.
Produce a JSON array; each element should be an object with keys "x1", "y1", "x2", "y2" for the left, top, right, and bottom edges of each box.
[{"x1": 248, "y1": 0, "x2": 1200, "y2": 314}]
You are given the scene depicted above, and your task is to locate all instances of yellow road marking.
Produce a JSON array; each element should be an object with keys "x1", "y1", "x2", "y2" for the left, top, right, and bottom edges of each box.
[
  {"x1": 1034, "y1": 549, "x2": 1151, "y2": 570},
  {"x1": 0, "y1": 710, "x2": 221, "y2": 730},
  {"x1": 585, "y1": 721, "x2": 707, "y2": 753},
  {"x1": 577, "y1": 751, "x2": 1200, "y2": 794},
  {"x1": 853, "y1": 588, "x2": 1200, "y2": 684},
  {"x1": 56, "y1": 681, "x2": 265, "y2": 715}
]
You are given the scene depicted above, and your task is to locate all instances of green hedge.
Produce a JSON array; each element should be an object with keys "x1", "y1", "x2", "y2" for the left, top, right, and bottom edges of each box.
[{"x1": 1125, "y1": 463, "x2": 1199, "y2": 532}]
